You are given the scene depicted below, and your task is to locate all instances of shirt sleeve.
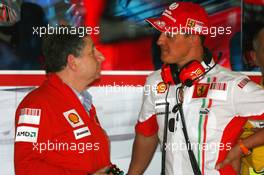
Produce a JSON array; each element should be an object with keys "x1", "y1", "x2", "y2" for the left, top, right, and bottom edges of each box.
[
  {"x1": 14, "y1": 98, "x2": 105, "y2": 175},
  {"x1": 232, "y1": 76, "x2": 264, "y2": 120},
  {"x1": 14, "y1": 102, "x2": 67, "y2": 175},
  {"x1": 135, "y1": 76, "x2": 159, "y2": 136}
]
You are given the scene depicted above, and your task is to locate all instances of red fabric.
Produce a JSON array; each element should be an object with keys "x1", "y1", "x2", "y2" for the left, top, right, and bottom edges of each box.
[
  {"x1": 146, "y1": 2, "x2": 209, "y2": 34},
  {"x1": 215, "y1": 114, "x2": 264, "y2": 175},
  {"x1": 244, "y1": 0, "x2": 264, "y2": 5},
  {"x1": 135, "y1": 115, "x2": 158, "y2": 137},
  {"x1": 14, "y1": 74, "x2": 110, "y2": 175},
  {"x1": 83, "y1": 0, "x2": 154, "y2": 70},
  {"x1": 216, "y1": 117, "x2": 247, "y2": 175}
]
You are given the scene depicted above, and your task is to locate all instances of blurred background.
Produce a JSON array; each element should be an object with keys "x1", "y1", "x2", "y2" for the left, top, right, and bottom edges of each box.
[{"x1": 0, "y1": 0, "x2": 262, "y2": 72}]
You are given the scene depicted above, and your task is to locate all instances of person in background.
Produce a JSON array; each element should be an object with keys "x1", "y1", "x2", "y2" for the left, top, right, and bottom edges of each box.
[
  {"x1": 252, "y1": 27, "x2": 264, "y2": 87},
  {"x1": 213, "y1": 27, "x2": 264, "y2": 175},
  {"x1": 0, "y1": 2, "x2": 47, "y2": 69}
]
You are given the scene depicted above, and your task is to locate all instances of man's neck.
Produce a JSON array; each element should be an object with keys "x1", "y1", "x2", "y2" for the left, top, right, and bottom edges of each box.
[
  {"x1": 56, "y1": 71, "x2": 86, "y2": 93},
  {"x1": 177, "y1": 47, "x2": 203, "y2": 69}
]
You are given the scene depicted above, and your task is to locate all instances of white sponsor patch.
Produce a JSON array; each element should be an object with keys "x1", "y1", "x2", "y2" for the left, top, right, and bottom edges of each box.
[
  {"x1": 194, "y1": 22, "x2": 203, "y2": 33},
  {"x1": 240, "y1": 81, "x2": 262, "y2": 93},
  {"x1": 169, "y1": 2, "x2": 179, "y2": 10},
  {"x1": 154, "y1": 20, "x2": 166, "y2": 28},
  {"x1": 249, "y1": 120, "x2": 264, "y2": 128},
  {"x1": 237, "y1": 78, "x2": 250, "y2": 89},
  {"x1": 63, "y1": 109, "x2": 84, "y2": 128},
  {"x1": 207, "y1": 89, "x2": 228, "y2": 101},
  {"x1": 15, "y1": 126, "x2": 38, "y2": 143},
  {"x1": 207, "y1": 83, "x2": 228, "y2": 101},
  {"x1": 18, "y1": 108, "x2": 41, "y2": 125},
  {"x1": 73, "y1": 126, "x2": 91, "y2": 140}
]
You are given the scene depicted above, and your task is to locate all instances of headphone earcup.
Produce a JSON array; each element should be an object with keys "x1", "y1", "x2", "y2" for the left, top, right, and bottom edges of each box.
[
  {"x1": 179, "y1": 60, "x2": 205, "y2": 87},
  {"x1": 161, "y1": 61, "x2": 205, "y2": 87},
  {"x1": 161, "y1": 64, "x2": 179, "y2": 85}
]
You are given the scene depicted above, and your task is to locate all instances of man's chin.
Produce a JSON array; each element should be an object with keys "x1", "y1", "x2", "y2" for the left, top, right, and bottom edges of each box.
[{"x1": 161, "y1": 56, "x2": 175, "y2": 64}]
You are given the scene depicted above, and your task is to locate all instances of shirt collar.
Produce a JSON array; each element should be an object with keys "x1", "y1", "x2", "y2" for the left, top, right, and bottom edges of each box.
[
  {"x1": 62, "y1": 80, "x2": 93, "y2": 111},
  {"x1": 201, "y1": 58, "x2": 215, "y2": 71}
]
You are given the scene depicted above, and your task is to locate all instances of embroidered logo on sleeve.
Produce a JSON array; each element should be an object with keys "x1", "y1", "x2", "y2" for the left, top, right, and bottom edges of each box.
[
  {"x1": 18, "y1": 108, "x2": 41, "y2": 125},
  {"x1": 199, "y1": 108, "x2": 210, "y2": 115},
  {"x1": 238, "y1": 78, "x2": 262, "y2": 92},
  {"x1": 73, "y1": 126, "x2": 91, "y2": 140},
  {"x1": 192, "y1": 83, "x2": 210, "y2": 98},
  {"x1": 15, "y1": 126, "x2": 38, "y2": 143},
  {"x1": 63, "y1": 109, "x2": 84, "y2": 128},
  {"x1": 238, "y1": 78, "x2": 250, "y2": 89},
  {"x1": 156, "y1": 82, "x2": 167, "y2": 94}
]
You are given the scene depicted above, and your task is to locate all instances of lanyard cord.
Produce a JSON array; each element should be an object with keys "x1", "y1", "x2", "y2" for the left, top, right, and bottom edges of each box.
[
  {"x1": 176, "y1": 87, "x2": 201, "y2": 175},
  {"x1": 161, "y1": 83, "x2": 170, "y2": 175}
]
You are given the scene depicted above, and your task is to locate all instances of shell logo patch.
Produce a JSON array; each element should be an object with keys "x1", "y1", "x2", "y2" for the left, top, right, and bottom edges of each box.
[
  {"x1": 195, "y1": 68, "x2": 203, "y2": 77},
  {"x1": 63, "y1": 109, "x2": 84, "y2": 128},
  {"x1": 156, "y1": 82, "x2": 167, "y2": 94},
  {"x1": 68, "y1": 113, "x2": 79, "y2": 124}
]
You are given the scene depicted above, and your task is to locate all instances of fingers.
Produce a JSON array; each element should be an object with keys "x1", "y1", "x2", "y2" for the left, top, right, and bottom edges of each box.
[
  {"x1": 232, "y1": 158, "x2": 241, "y2": 174},
  {"x1": 252, "y1": 128, "x2": 261, "y2": 132},
  {"x1": 215, "y1": 158, "x2": 231, "y2": 170}
]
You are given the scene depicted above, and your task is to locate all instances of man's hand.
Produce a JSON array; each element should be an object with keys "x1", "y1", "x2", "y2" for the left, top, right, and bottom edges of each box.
[{"x1": 215, "y1": 144, "x2": 242, "y2": 173}]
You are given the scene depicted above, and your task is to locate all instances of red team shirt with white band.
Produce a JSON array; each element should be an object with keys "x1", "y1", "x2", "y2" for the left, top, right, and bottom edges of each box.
[
  {"x1": 135, "y1": 61, "x2": 264, "y2": 175},
  {"x1": 14, "y1": 74, "x2": 110, "y2": 175}
]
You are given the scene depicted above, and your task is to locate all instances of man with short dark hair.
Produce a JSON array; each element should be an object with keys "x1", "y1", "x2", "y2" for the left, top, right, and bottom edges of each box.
[
  {"x1": 214, "y1": 28, "x2": 264, "y2": 175},
  {"x1": 252, "y1": 27, "x2": 264, "y2": 87},
  {"x1": 127, "y1": 2, "x2": 264, "y2": 175},
  {"x1": 14, "y1": 26, "x2": 112, "y2": 175}
]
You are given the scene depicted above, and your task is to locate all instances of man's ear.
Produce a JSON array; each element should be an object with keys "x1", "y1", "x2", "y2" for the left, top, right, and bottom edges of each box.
[
  {"x1": 189, "y1": 35, "x2": 200, "y2": 46},
  {"x1": 66, "y1": 54, "x2": 78, "y2": 71}
]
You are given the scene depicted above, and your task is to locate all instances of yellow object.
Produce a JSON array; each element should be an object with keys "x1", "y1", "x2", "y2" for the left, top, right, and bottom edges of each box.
[{"x1": 241, "y1": 121, "x2": 264, "y2": 175}]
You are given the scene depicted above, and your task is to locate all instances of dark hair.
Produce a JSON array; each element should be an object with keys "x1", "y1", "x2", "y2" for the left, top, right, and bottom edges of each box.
[
  {"x1": 183, "y1": 33, "x2": 205, "y2": 45},
  {"x1": 253, "y1": 27, "x2": 264, "y2": 51},
  {"x1": 42, "y1": 26, "x2": 87, "y2": 73}
]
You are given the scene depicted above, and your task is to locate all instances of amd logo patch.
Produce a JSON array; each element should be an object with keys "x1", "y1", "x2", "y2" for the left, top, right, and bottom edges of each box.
[
  {"x1": 15, "y1": 126, "x2": 39, "y2": 143},
  {"x1": 17, "y1": 131, "x2": 37, "y2": 137}
]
